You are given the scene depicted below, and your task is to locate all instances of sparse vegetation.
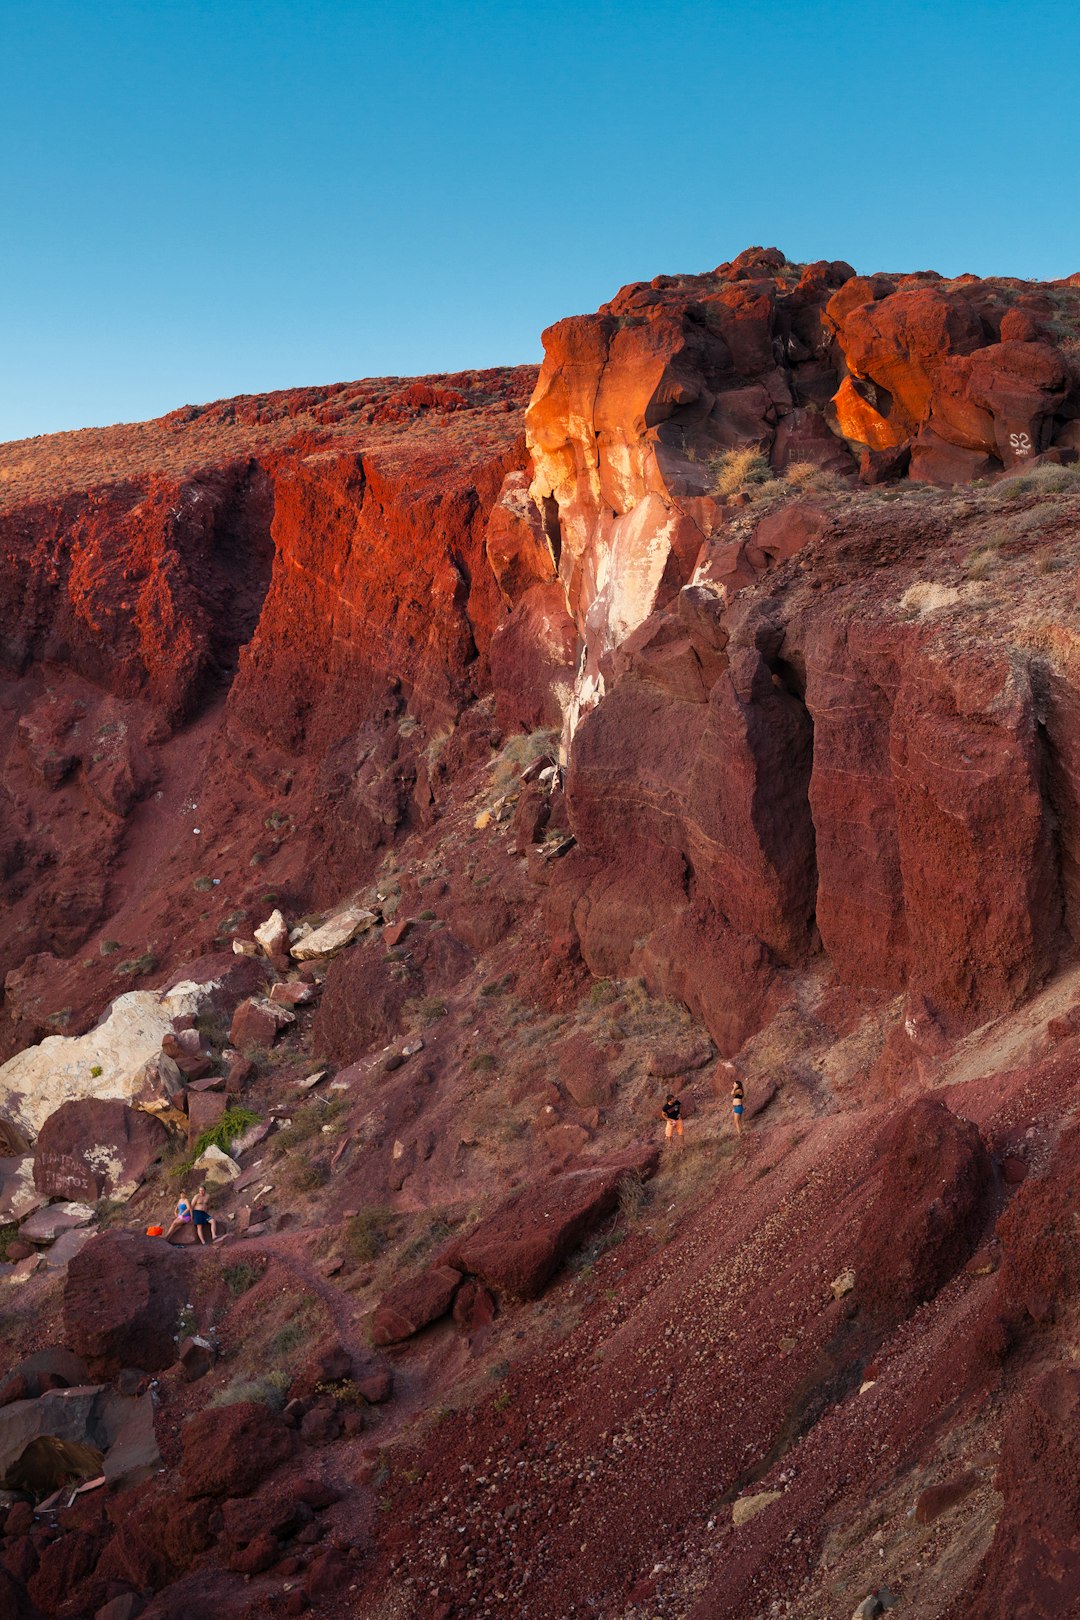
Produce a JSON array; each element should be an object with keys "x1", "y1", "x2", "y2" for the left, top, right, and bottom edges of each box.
[
  {"x1": 209, "y1": 1369, "x2": 291, "y2": 1411},
  {"x1": 708, "y1": 446, "x2": 771, "y2": 497},
  {"x1": 221, "y1": 1260, "x2": 264, "y2": 1296},
  {"x1": 344, "y1": 1206, "x2": 397, "y2": 1264},
  {"x1": 115, "y1": 951, "x2": 156, "y2": 977},
  {"x1": 192, "y1": 1106, "x2": 259, "y2": 1161}
]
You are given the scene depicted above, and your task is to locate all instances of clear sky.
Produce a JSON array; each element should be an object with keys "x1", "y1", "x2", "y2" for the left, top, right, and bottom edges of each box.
[{"x1": 3, "y1": 0, "x2": 1078, "y2": 441}]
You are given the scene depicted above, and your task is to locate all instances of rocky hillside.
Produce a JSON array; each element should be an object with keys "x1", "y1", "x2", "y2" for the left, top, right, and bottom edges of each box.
[{"x1": 0, "y1": 251, "x2": 1078, "y2": 1620}]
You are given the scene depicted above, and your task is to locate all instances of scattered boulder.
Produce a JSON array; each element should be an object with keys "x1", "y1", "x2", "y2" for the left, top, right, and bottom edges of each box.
[
  {"x1": 34, "y1": 1099, "x2": 169, "y2": 1202},
  {"x1": 181, "y1": 1402, "x2": 295, "y2": 1499},
  {"x1": 290, "y1": 908, "x2": 378, "y2": 961},
  {"x1": 370, "y1": 1266, "x2": 462, "y2": 1346},
  {"x1": 254, "y1": 910, "x2": 290, "y2": 957},
  {"x1": 63, "y1": 1231, "x2": 186, "y2": 1376},
  {"x1": 178, "y1": 1336, "x2": 215, "y2": 1383},
  {"x1": 229, "y1": 997, "x2": 296, "y2": 1049},
  {"x1": 191, "y1": 1144, "x2": 241, "y2": 1184},
  {"x1": 442, "y1": 1146, "x2": 660, "y2": 1299},
  {"x1": 19, "y1": 1201, "x2": 95, "y2": 1243}
]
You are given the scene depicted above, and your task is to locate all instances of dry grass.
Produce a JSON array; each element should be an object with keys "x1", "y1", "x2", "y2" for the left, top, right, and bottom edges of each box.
[{"x1": 709, "y1": 447, "x2": 771, "y2": 497}]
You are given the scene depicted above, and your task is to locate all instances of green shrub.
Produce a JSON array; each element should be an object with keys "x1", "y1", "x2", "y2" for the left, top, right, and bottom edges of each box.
[
  {"x1": 89, "y1": 1064, "x2": 103, "y2": 1079},
  {"x1": 191, "y1": 1106, "x2": 259, "y2": 1161},
  {"x1": 470, "y1": 1053, "x2": 496, "y2": 1073}
]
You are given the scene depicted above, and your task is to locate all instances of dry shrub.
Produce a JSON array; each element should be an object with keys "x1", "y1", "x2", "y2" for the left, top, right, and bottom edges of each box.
[{"x1": 708, "y1": 447, "x2": 770, "y2": 497}]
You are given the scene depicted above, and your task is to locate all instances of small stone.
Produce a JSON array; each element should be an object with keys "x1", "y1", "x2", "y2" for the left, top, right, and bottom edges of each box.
[{"x1": 830, "y1": 1268, "x2": 856, "y2": 1300}]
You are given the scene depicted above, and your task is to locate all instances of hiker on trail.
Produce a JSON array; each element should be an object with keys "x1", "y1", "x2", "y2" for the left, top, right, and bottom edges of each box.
[
  {"x1": 164, "y1": 1194, "x2": 192, "y2": 1243},
  {"x1": 662, "y1": 1091, "x2": 684, "y2": 1144},
  {"x1": 191, "y1": 1186, "x2": 224, "y2": 1244}
]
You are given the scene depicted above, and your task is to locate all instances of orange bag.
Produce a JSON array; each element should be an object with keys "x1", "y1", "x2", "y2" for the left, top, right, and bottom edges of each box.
[{"x1": 146, "y1": 1225, "x2": 164, "y2": 1237}]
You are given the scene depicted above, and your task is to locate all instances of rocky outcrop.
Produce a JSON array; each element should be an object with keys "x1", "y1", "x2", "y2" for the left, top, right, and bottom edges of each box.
[
  {"x1": 441, "y1": 1146, "x2": 659, "y2": 1299},
  {"x1": 0, "y1": 982, "x2": 212, "y2": 1139}
]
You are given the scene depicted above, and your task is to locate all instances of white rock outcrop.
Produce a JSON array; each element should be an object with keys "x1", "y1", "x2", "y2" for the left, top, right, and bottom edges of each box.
[{"x1": 0, "y1": 982, "x2": 214, "y2": 1140}]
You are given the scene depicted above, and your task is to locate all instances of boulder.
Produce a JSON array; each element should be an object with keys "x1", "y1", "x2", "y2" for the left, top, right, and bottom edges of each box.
[
  {"x1": 253, "y1": 909, "x2": 289, "y2": 957},
  {"x1": 33, "y1": 1099, "x2": 169, "y2": 1202},
  {"x1": 191, "y1": 1144, "x2": 240, "y2": 1184},
  {"x1": 229, "y1": 997, "x2": 296, "y2": 1049},
  {"x1": 852, "y1": 1098, "x2": 993, "y2": 1323},
  {"x1": 181, "y1": 1401, "x2": 295, "y2": 1499},
  {"x1": 558, "y1": 1035, "x2": 614, "y2": 1109},
  {"x1": 370, "y1": 1266, "x2": 462, "y2": 1346},
  {"x1": 0, "y1": 1383, "x2": 156, "y2": 1493},
  {"x1": 178, "y1": 1336, "x2": 215, "y2": 1383},
  {"x1": 290, "y1": 907, "x2": 379, "y2": 961},
  {"x1": 0, "y1": 1349, "x2": 88, "y2": 1408},
  {"x1": 0, "y1": 984, "x2": 215, "y2": 1138},
  {"x1": 442, "y1": 1145, "x2": 660, "y2": 1299},
  {"x1": 19, "y1": 1201, "x2": 95, "y2": 1243},
  {"x1": 269, "y1": 981, "x2": 318, "y2": 1007},
  {"x1": 63, "y1": 1231, "x2": 186, "y2": 1376},
  {"x1": 186, "y1": 1089, "x2": 227, "y2": 1145}
]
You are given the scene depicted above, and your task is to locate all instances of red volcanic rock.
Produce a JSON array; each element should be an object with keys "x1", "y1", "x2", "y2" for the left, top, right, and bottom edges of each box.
[
  {"x1": 181, "y1": 1402, "x2": 295, "y2": 1500},
  {"x1": 558, "y1": 1034, "x2": 614, "y2": 1108},
  {"x1": 488, "y1": 582, "x2": 578, "y2": 732},
  {"x1": 370, "y1": 1266, "x2": 462, "y2": 1346},
  {"x1": 851, "y1": 1097, "x2": 993, "y2": 1322},
  {"x1": 34, "y1": 1099, "x2": 169, "y2": 1201},
  {"x1": 229, "y1": 996, "x2": 295, "y2": 1049},
  {"x1": 484, "y1": 469, "x2": 558, "y2": 606},
  {"x1": 63, "y1": 1231, "x2": 186, "y2": 1375},
  {"x1": 890, "y1": 645, "x2": 1058, "y2": 1026},
  {"x1": 441, "y1": 1146, "x2": 659, "y2": 1299},
  {"x1": 966, "y1": 1368, "x2": 1080, "y2": 1615}
]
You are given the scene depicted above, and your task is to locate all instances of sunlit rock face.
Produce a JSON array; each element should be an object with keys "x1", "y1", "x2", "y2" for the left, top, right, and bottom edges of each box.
[{"x1": 523, "y1": 250, "x2": 1080, "y2": 742}]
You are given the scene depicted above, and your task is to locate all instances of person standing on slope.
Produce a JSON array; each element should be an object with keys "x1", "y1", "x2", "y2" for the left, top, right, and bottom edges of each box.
[{"x1": 661, "y1": 1091, "x2": 684, "y2": 1145}]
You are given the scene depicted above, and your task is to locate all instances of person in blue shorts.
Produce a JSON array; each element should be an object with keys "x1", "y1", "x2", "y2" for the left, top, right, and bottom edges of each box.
[
  {"x1": 731, "y1": 1074, "x2": 744, "y2": 1136},
  {"x1": 190, "y1": 1185, "x2": 224, "y2": 1244}
]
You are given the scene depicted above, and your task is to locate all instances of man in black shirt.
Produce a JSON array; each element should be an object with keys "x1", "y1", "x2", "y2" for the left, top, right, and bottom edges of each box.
[{"x1": 662, "y1": 1091, "x2": 683, "y2": 1144}]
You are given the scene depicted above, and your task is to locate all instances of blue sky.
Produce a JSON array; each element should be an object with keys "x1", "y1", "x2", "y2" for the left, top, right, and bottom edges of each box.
[{"x1": 3, "y1": 0, "x2": 1078, "y2": 440}]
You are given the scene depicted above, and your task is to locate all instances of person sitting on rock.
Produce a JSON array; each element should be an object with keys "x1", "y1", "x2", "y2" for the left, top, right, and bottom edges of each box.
[
  {"x1": 661, "y1": 1092, "x2": 684, "y2": 1144},
  {"x1": 164, "y1": 1193, "x2": 192, "y2": 1243},
  {"x1": 191, "y1": 1186, "x2": 224, "y2": 1244}
]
